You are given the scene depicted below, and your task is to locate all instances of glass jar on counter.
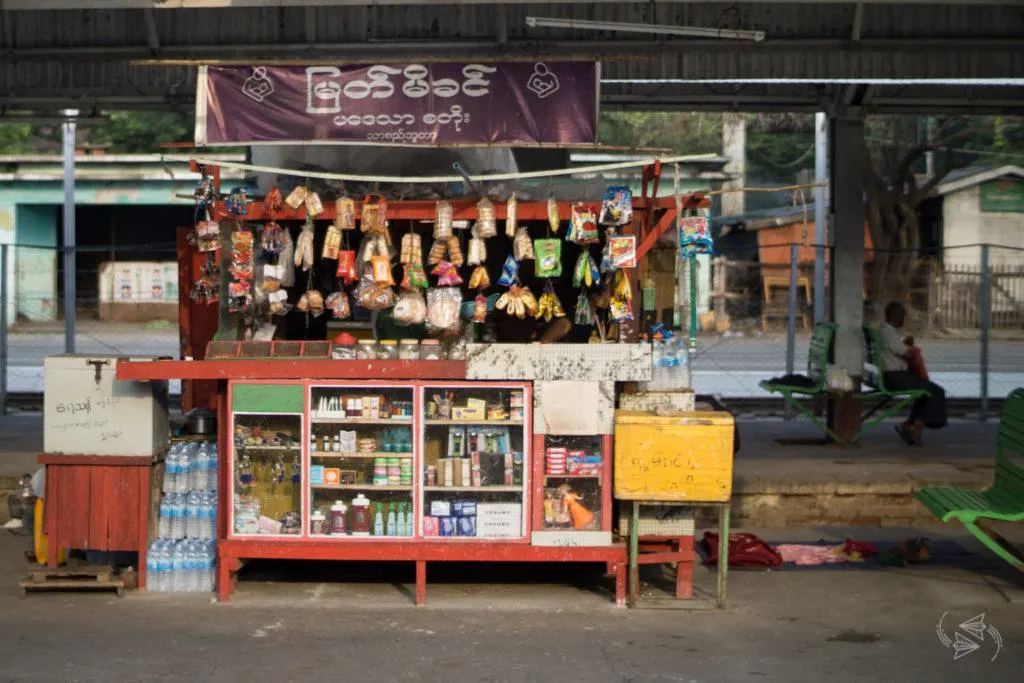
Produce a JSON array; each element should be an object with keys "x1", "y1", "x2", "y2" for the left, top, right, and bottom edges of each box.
[
  {"x1": 378, "y1": 339, "x2": 399, "y2": 360},
  {"x1": 447, "y1": 339, "x2": 468, "y2": 360},
  {"x1": 421, "y1": 339, "x2": 442, "y2": 360},
  {"x1": 398, "y1": 339, "x2": 420, "y2": 360},
  {"x1": 356, "y1": 340, "x2": 378, "y2": 360},
  {"x1": 332, "y1": 343, "x2": 358, "y2": 360}
]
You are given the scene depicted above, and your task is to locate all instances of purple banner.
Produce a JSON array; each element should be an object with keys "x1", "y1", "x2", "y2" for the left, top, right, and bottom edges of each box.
[{"x1": 195, "y1": 62, "x2": 599, "y2": 147}]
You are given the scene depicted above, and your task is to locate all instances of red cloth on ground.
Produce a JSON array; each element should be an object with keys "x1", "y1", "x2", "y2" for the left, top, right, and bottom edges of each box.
[{"x1": 702, "y1": 532, "x2": 782, "y2": 568}]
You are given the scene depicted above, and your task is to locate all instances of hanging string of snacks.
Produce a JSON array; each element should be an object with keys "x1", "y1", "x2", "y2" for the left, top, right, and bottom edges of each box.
[
  {"x1": 474, "y1": 197, "x2": 497, "y2": 238},
  {"x1": 225, "y1": 187, "x2": 249, "y2": 216},
  {"x1": 325, "y1": 290, "x2": 351, "y2": 319},
  {"x1": 335, "y1": 249, "x2": 359, "y2": 284},
  {"x1": 609, "y1": 269, "x2": 634, "y2": 322},
  {"x1": 228, "y1": 226, "x2": 254, "y2": 312},
  {"x1": 296, "y1": 289, "x2": 325, "y2": 317},
  {"x1": 505, "y1": 193, "x2": 518, "y2": 238},
  {"x1": 284, "y1": 185, "x2": 308, "y2": 210},
  {"x1": 431, "y1": 261, "x2": 463, "y2": 286},
  {"x1": 335, "y1": 197, "x2": 356, "y2": 231},
  {"x1": 400, "y1": 232, "x2": 423, "y2": 266},
  {"x1": 536, "y1": 282, "x2": 566, "y2": 322},
  {"x1": 574, "y1": 291, "x2": 594, "y2": 326},
  {"x1": 496, "y1": 285, "x2": 539, "y2": 319},
  {"x1": 294, "y1": 218, "x2": 315, "y2": 270},
  {"x1": 263, "y1": 187, "x2": 282, "y2": 216},
  {"x1": 512, "y1": 227, "x2": 534, "y2": 261},
  {"x1": 547, "y1": 197, "x2": 561, "y2": 233},
  {"x1": 427, "y1": 239, "x2": 447, "y2": 265},
  {"x1": 567, "y1": 203, "x2": 599, "y2": 245},
  {"x1": 446, "y1": 235, "x2": 464, "y2": 267},
  {"x1": 361, "y1": 194, "x2": 389, "y2": 242},
  {"x1": 572, "y1": 252, "x2": 600, "y2": 288},
  {"x1": 401, "y1": 263, "x2": 429, "y2": 289},
  {"x1": 467, "y1": 236, "x2": 486, "y2": 266},
  {"x1": 434, "y1": 201, "x2": 454, "y2": 239},
  {"x1": 468, "y1": 265, "x2": 490, "y2": 290},
  {"x1": 322, "y1": 221, "x2": 342, "y2": 260}
]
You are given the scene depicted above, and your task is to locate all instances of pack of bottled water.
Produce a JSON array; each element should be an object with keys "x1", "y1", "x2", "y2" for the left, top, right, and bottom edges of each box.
[
  {"x1": 146, "y1": 538, "x2": 217, "y2": 593},
  {"x1": 151, "y1": 440, "x2": 219, "y2": 592}
]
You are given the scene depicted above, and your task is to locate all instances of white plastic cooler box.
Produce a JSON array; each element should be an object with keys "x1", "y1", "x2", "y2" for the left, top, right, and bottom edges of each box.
[{"x1": 43, "y1": 355, "x2": 170, "y2": 456}]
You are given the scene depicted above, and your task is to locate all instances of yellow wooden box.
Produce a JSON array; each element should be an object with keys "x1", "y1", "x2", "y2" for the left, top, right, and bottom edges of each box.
[{"x1": 614, "y1": 410, "x2": 734, "y2": 502}]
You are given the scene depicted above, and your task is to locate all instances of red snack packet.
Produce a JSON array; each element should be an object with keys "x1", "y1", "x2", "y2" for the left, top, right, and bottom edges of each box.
[{"x1": 336, "y1": 250, "x2": 359, "y2": 284}]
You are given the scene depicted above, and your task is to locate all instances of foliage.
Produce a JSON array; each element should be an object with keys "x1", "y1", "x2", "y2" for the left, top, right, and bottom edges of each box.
[{"x1": 0, "y1": 111, "x2": 193, "y2": 154}]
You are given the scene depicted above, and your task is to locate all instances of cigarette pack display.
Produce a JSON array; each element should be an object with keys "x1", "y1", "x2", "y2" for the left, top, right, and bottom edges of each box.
[
  {"x1": 456, "y1": 516, "x2": 476, "y2": 537},
  {"x1": 439, "y1": 517, "x2": 456, "y2": 537},
  {"x1": 310, "y1": 465, "x2": 324, "y2": 485},
  {"x1": 443, "y1": 458, "x2": 455, "y2": 486},
  {"x1": 454, "y1": 500, "x2": 477, "y2": 517},
  {"x1": 460, "y1": 459, "x2": 472, "y2": 487},
  {"x1": 423, "y1": 516, "x2": 440, "y2": 536}
]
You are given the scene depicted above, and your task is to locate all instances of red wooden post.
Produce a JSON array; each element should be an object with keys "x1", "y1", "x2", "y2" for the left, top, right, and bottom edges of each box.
[
  {"x1": 45, "y1": 464, "x2": 60, "y2": 567},
  {"x1": 614, "y1": 562, "x2": 626, "y2": 606},
  {"x1": 675, "y1": 536, "x2": 694, "y2": 599},
  {"x1": 415, "y1": 560, "x2": 427, "y2": 605},
  {"x1": 531, "y1": 433, "x2": 546, "y2": 532},
  {"x1": 137, "y1": 465, "x2": 151, "y2": 590}
]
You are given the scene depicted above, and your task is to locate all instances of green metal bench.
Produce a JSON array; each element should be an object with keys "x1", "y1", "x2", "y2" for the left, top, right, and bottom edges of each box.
[
  {"x1": 855, "y1": 326, "x2": 931, "y2": 441},
  {"x1": 759, "y1": 322, "x2": 840, "y2": 441},
  {"x1": 915, "y1": 388, "x2": 1024, "y2": 572}
]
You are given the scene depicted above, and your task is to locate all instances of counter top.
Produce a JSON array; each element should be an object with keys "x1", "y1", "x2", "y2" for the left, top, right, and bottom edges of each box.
[{"x1": 115, "y1": 359, "x2": 468, "y2": 381}]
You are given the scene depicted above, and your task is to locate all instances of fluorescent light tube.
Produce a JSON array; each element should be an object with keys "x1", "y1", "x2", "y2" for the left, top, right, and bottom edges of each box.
[{"x1": 525, "y1": 16, "x2": 766, "y2": 42}]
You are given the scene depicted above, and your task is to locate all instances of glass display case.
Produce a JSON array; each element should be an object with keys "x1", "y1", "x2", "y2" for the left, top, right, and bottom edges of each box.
[
  {"x1": 230, "y1": 410, "x2": 304, "y2": 537},
  {"x1": 539, "y1": 435, "x2": 604, "y2": 531},
  {"x1": 419, "y1": 383, "x2": 530, "y2": 540},
  {"x1": 307, "y1": 384, "x2": 415, "y2": 538}
]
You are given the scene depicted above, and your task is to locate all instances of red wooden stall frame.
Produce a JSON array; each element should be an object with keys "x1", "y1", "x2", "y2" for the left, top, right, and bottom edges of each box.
[{"x1": 39, "y1": 454, "x2": 156, "y2": 590}]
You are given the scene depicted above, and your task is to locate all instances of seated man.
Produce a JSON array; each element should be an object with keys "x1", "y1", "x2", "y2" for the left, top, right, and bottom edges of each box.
[{"x1": 879, "y1": 301, "x2": 947, "y2": 446}]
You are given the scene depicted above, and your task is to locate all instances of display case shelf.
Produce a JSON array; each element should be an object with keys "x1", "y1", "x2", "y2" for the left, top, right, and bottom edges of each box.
[
  {"x1": 312, "y1": 484, "x2": 413, "y2": 491},
  {"x1": 311, "y1": 418, "x2": 413, "y2": 425},
  {"x1": 237, "y1": 445, "x2": 301, "y2": 450},
  {"x1": 311, "y1": 452, "x2": 414, "y2": 459},
  {"x1": 423, "y1": 485, "x2": 522, "y2": 493},
  {"x1": 424, "y1": 419, "x2": 523, "y2": 426}
]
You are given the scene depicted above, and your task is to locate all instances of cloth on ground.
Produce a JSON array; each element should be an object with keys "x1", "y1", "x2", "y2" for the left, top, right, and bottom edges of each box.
[
  {"x1": 764, "y1": 374, "x2": 816, "y2": 388},
  {"x1": 777, "y1": 539, "x2": 877, "y2": 566},
  {"x1": 702, "y1": 532, "x2": 782, "y2": 568}
]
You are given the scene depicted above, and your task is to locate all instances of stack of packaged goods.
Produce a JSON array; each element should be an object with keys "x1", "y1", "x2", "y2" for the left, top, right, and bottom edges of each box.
[
  {"x1": 545, "y1": 447, "x2": 567, "y2": 475},
  {"x1": 566, "y1": 451, "x2": 602, "y2": 476},
  {"x1": 147, "y1": 441, "x2": 219, "y2": 592}
]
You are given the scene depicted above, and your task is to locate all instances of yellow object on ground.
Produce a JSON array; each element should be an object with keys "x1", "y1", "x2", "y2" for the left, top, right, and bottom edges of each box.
[
  {"x1": 614, "y1": 410, "x2": 734, "y2": 502},
  {"x1": 33, "y1": 498, "x2": 65, "y2": 566}
]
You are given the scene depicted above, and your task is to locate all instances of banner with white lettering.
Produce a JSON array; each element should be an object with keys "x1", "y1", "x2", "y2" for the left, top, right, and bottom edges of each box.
[{"x1": 195, "y1": 62, "x2": 599, "y2": 147}]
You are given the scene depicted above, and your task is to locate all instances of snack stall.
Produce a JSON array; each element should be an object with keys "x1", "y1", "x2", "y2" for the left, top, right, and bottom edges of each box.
[{"x1": 117, "y1": 158, "x2": 712, "y2": 606}]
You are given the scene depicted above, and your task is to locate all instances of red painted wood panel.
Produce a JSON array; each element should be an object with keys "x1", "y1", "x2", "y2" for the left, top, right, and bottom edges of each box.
[
  {"x1": 117, "y1": 359, "x2": 468, "y2": 382},
  {"x1": 68, "y1": 467, "x2": 91, "y2": 549},
  {"x1": 116, "y1": 470, "x2": 141, "y2": 551},
  {"x1": 88, "y1": 467, "x2": 109, "y2": 549},
  {"x1": 102, "y1": 465, "x2": 123, "y2": 550}
]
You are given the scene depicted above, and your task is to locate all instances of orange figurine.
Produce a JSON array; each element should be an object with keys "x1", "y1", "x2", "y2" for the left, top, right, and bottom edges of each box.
[{"x1": 558, "y1": 483, "x2": 594, "y2": 530}]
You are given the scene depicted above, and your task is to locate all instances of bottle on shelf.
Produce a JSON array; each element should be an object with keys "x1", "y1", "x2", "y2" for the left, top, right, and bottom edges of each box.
[
  {"x1": 287, "y1": 453, "x2": 301, "y2": 497},
  {"x1": 373, "y1": 502, "x2": 384, "y2": 536},
  {"x1": 351, "y1": 494, "x2": 371, "y2": 536},
  {"x1": 330, "y1": 500, "x2": 348, "y2": 535},
  {"x1": 386, "y1": 503, "x2": 397, "y2": 536},
  {"x1": 238, "y1": 453, "x2": 253, "y2": 495}
]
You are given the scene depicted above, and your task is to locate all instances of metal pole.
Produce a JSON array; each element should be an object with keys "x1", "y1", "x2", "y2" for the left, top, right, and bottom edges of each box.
[
  {"x1": 785, "y1": 244, "x2": 799, "y2": 421},
  {"x1": 813, "y1": 112, "x2": 828, "y2": 323},
  {"x1": 0, "y1": 244, "x2": 8, "y2": 416},
  {"x1": 980, "y1": 244, "x2": 990, "y2": 421},
  {"x1": 62, "y1": 115, "x2": 77, "y2": 354}
]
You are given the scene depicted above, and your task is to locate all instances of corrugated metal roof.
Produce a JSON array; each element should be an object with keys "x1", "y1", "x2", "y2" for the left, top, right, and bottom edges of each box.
[{"x1": 1, "y1": 3, "x2": 1022, "y2": 111}]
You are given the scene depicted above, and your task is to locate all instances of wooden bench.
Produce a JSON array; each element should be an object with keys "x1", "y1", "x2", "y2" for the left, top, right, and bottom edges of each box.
[
  {"x1": 759, "y1": 322, "x2": 839, "y2": 441},
  {"x1": 760, "y1": 275, "x2": 811, "y2": 334},
  {"x1": 855, "y1": 326, "x2": 932, "y2": 442},
  {"x1": 915, "y1": 388, "x2": 1024, "y2": 572}
]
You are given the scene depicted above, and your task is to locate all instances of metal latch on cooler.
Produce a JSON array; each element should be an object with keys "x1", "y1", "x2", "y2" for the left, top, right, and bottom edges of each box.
[{"x1": 86, "y1": 359, "x2": 110, "y2": 384}]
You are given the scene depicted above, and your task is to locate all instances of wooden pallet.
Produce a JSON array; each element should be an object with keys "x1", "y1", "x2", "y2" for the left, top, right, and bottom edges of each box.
[{"x1": 20, "y1": 566, "x2": 125, "y2": 597}]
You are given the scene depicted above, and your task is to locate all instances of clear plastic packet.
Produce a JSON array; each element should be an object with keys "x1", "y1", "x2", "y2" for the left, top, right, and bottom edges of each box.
[
  {"x1": 305, "y1": 191, "x2": 325, "y2": 217},
  {"x1": 322, "y1": 225, "x2": 342, "y2": 260},
  {"x1": 426, "y1": 287, "x2": 463, "y2": 333},
  {"x1": 361, "y1": 195, "x2": 388, "y2": 235},
  {"x1": 474, "y1": 198, "x2": 497, "y2": 238},
  {"x1": 434, "y1": 201, "x2": 454, "y2": 239},
  {"x1": 393, "y1": 289, "x2": 428, "y2": 326},
  {"x1": 547, "y1": 198, "x2": 560, "y2": 233},
  {"x1": 431, "y1": 261, "x2": 463, "y2": 287},
  {"x1": 467, "y1": 237, "x2": 486, "y2": 266},
  {"x1": 497, "y1": 255, "x2": 519, "y2": 287},
  {"x1": 260, "y1": 221, "x2": 286, "y2": 255},
  {"x1": 401, "y1": 263, "x2": 429, "y2": 289},
  {"x1": 572, "y1": 252, "x2": 600, "y2": 288},
  {"x1": 226, "y1": 187, "x2": 248, "y2": 216},
  {"x1": 284, "y1": 186, "x2": 308, "y2": 210},
  {"x1": 294, "y1": 220, "x2": 315, "y2": 270},
  {"x1": 400, "y1": 233, "x2": 422, "y2": 266},
  {"x1": 326, "y1": 291, "x2": 351, "y2": 319},
  {"x1": 505, "y1": 193, "x2": 518, "y2": 237},
  {"x1": 357, "y1": 282, "x2": 397, "y2": 310},
  {"x1": 427, "y1": 239, "x2": 447, "y2": 265},
  {"x1": 336, "y1": 250, "x2": 359, "y2": 284},
  {"x1": 574, "y1": 291, "x2": 594, "y2": 325},
  {"x1": 468, "y1": 265, "x2": 490, "y2": 290},
  {"x1": 371, "y1": 255, "x2": 395, "y2": 285},
  {"x1": 336, "y1": 197, "x2": 356, "y2": 230},
  {"x1": 297, "y1": 289, "x2": 325, "y2": 317},
  {"x1": 446, "y1": 235, "x2": 464, "y2": 267},
  {"x1": 513, "y1": 226, "x2": 534, "y2": 261},
  {"x1": 196, "y1": 220, "x2": 221, "y2": 252}
]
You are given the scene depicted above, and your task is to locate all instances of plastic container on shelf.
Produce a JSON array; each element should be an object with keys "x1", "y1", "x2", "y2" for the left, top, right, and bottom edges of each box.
[
  {"x1": 421, "y1": 339, "x2": 442, "y2": 360},
  {"x1": 447, "y1": 339, "x2": 467, "y2": 360},
  {"x1": 330, "y1": 501, "x2": 348, "y2": 535},
  {"x1": 356, "y1": 340, "x2": 378, "y2": 360},
  {"x1": 378, "y1": 340, "x2": 399, "y2": 360},
  {"x1": 310, "y1": 509, "x2": 327, "y2": 536},
  {"x1": 398, "y1": 339, "x2": 420, "y2": 360},
  {"x1": 350, "y1": 494, "x2": 371, "y2": 536}
]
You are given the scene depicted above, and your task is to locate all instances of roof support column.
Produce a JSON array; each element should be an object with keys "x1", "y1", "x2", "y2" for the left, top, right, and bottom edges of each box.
[{"x1": 829, "y1": 115, "x2": 865, "y2": 442}]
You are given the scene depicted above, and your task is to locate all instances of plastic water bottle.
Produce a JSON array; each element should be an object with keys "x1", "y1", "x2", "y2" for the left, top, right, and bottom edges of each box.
[
  {"x1": 207, "y1": 442, "x2": 219, "y2": 492},
  {"x1": 169, "y1": 541, "x2": 183, "y2": 592},
  {"x1": 146, "y1": 540, "x2": 161, "y2": 591},
  {"x1": 201, "y1": 491, "x2": 215, "y2": 540},
  {"x1": 185, "y1": 491, "x2": 201, "y2": 539},
  {"x1": 162, "y1": 447, "x2": 178, "y2": 494},
  {"x1": 177, "y1": 447, "x2": 193, "y2": 494},
  {"x1": 192, "y1": 445, "x2": 209, "y2": 492},
  {"x1": 170, "y1": 494, "x2": 186, "y2": 540},
  {"x1": 201, "y1": 541, "x2": 215, "y2": 592},
  {"x1": 158, "y1": 494, "x2": 171, "y2": 538}
]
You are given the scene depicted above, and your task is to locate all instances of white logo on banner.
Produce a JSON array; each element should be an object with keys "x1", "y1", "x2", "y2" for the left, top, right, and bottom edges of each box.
[
  {"x1": 936, "y1": 612, "x2": 1004, "y2": 662},
  {"x1": 241, "y1": 66, "x2": 274, "y2": 103},
  {"x1": 526, "y1": 63, "x2": 559, "y2": 99}
]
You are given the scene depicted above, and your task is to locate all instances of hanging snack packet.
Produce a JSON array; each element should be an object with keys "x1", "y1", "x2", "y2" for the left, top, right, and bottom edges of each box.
[
  {"x1": 609, "y1": 270, "x2": 634, "y2": 322},
  {"x1": 575, "y1": 291, "x2": 595, "y2": 325},
  {"x1": 599, "y1": 185, "x2": 633, "y2": 226},
  {"x1": 356, "y1": 273, "x2": 397, "y2": 310},
  {"x1": 267, "y1": 289, "x2": 289, "y2": 315},
  {"x1": 400, "y1": 233, "x2": 423, "y2": 266},
  {"x1": 446, "y1": 235, "x2": 464, "y2": 267},
  {"x1": 393, "y1": 289, "x2": 428, "y2": 325},
  {"x1": 284, "y1": 186, "x2": 308, "y2": 210},
  {"x1": 326, "y1": 291, "x2": 351, "y2": 319},
  {"x1": 361, "y1": 195, "x2": 387, "y2": 235},
  {"x1": 336, "y1": 250, "x2": 359, "y2": 284},
  {"x1": 536, "y1": 284, "x2": 566, "y2": 322},
  {"x1": 534, "y1": 239, "x2": 562, "y2": 278},
  {"x1": 226, "y1": 187, "x2": 248, "y2": 216},
  {"x1": 294, "y1": 220, "x2": 315, "y2": 270},
  {"x1": 305, "y1": 191, "x2": 325, "y2": 217},
  {"x1": 426, "y1": 287, "x2": 463, "y2": 333},
  {"x1": 513, "y1": 227, "x2": 534, "y2": 261},
  {"x1": 263, "y1": 187, "x2": 283, "y2": 216},
  {"x1": 322, "y1": 225, "x2": 342, "y2": 260},
  {"x1": 474, "y1": 198, "x2": 497, "y2": 238},
  {"x1": 427, "y1": 239, "x2": 447, "y2": 266},
  {"x1": 431, "y1": 261, "x2": 463, "y2": 287},
  {"x1": 505, "y1": 193, "x2": 518, "y2": 237},
  {"x1": 569, "y1": 203, "x2": 599, "y2": 245},
  {"x1": 468, "y1": 265, "x2": 491, "y2": 290},
  {"x1": 679, "y1": 216, "x2": 714, "y2": 254},
  {"x1": 547, "y1": 198, "x2": 561, "y2": 233},
  {"x1": 260, "y1": 221, "x2": 286, "y2": 255},
  {"x1": 608, "y1": 234, "x2": 637, "y2": 269},
  {"x1": 336, "y1": 197, "x2": 356, "y2": 231},
  {"x1": 467, "y1": 237, "x2": 486, "y2": 266},
  {"x1": 297, "y1": 289, "x2": 326, "y2": 317},
  {"x1": 497, "y1": 255, "x2": 519, "y2": 287},
  {"x1": 572, "y1": 252, "x2": 600, "y2": 288},
  {"x1": 371, "y1": 255, "x2": 395, "y2": 286},
  {"x1": 401, "y1": 262, "x2": 429, "y2": 290},
  {"x1": 472, "y1": 294, "x2": 488, "y2": 323},
  {"x1": 434, "y1": 201, "x2": 454, "y2": 239},
  {"x1": 196, "y1": 220, "x2": 221, "y2": 252}
]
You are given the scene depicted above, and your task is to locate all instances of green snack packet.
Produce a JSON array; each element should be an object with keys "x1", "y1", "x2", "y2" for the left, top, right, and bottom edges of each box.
[{"x1": 534, "y1": 239, "x2": 562, "y2": 278}]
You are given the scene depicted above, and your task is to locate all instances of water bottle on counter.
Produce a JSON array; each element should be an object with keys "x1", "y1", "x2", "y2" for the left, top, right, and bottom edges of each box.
[
  {"x1": 192, "y1": 444, "x2": 210, "y2": 491},
  {"x1": 175, "y1": 447, "x2": 192, "y2": 494},
  {"x1": 162, "y1": 447, "x2": 178, "y2": 494},
  {"x1": 146, "y1": 540, "x2": 162, "y2": 592},
  {"x1": 204, "y1": 491, "x2": 218, "y2": 540},
  {"x1": 170, "y1": 541, "x2": 184, "y2": 592},
  {"x1": 185, "y1": 490, "x2": 202, "y2": 539},
  {"x1": 170, "y1": 493, "x2": 186, "y2": 540},
  {"x1": 158, "y1": 494, "x2": 172, "y2": 538},
  {"x1": 207, "y1": 442, "x2": 219, "y2": 492}
]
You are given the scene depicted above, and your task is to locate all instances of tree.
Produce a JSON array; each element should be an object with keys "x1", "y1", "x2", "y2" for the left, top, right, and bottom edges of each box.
[{"x1": 860, "y1": 115, "x2": 980, "y2": 312}]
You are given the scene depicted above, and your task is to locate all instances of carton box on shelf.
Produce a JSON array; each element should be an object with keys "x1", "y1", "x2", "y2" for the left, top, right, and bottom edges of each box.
[{"x1": 476, "y1": 502, "x2": 522, "y2": 538}]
